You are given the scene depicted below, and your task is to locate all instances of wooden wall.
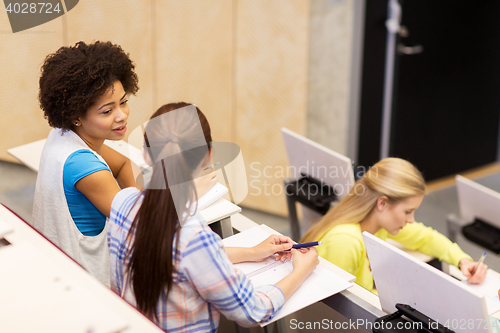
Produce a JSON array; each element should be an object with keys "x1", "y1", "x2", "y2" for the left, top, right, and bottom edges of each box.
[
  {"x1": 235, "y1": 0, "x2": 309, "y2": 214},
  {"x1": 0, "y1": 0, "x2": 355, "y2": 216}
]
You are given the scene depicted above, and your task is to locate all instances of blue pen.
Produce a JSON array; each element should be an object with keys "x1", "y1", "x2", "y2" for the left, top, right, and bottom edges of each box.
[
  {"x1": 471, "y1": 252, "x2": 487, "y2": 277},
  {"x1": 203, "y1": 162, "x2": 220, "y2": 170},
  {"x1": 292, "y1": 241, "x2": 322, "y2": 249}
]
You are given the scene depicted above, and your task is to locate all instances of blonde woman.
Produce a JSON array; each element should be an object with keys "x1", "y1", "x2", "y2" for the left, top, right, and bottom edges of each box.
[{"x1": 301, "y1": 158, "x2": 487, "y2": 294}]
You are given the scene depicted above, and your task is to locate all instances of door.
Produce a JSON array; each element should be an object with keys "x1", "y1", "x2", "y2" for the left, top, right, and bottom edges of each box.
[{"x1": 358, "y1": 1, "x2": 500, "y2": 181}]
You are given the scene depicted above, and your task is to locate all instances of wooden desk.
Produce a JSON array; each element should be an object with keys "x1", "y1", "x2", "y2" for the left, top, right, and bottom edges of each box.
[
  {"x1": 7, "y1": 138, "x2": 46, "y2": 172},
  {"x1": 0, "y1": 204, "x2": 163, "y2": 333},
  {"x1": 8, "y1": 139, "x2": 240, "y2": 239},
  {"x1": 7, "y1": 139, "x2": 148, "y2": 173},
  {"x1": 200, "y1": 197, "x2": 240, "y2": 238}
]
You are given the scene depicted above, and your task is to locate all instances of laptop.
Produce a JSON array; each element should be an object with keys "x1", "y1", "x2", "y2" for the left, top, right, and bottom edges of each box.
[
  {"x1": 456, "y1": 175, "x2": 500, "y2": 228},
  {"x1": 281, "y1": 128, "x2": 355, "y2": 200},
  {"x1": 363, "y1": 231, "x2": 492, "y2": 333}
]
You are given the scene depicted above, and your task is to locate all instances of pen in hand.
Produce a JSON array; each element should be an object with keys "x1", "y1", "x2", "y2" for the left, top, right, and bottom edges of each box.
[
  {"x1": 471, "y1": 252, "x2": 487, "y2": 277},
  {"x1": 293, "y1": 241, "x2": 322, "y2": 249},
  {"x1": 283, "y1": 241, "x2": 322, "y2": 251},
  {"x1": 203, "y1": 162, "x2": 220, "y2": 170}
]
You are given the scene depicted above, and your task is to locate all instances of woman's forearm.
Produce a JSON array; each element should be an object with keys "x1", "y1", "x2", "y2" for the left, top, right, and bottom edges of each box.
[
  {"x1": 226, "y1": 247, "x2": 256, "y2": 264},
  {"x1": 275, "y1": 268, "x2": 310, "y2": 301}
]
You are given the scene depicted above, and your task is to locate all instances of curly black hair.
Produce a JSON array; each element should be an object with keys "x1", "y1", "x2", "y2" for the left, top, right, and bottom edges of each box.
[{"x1": 39, "y1": 41, "x2": 139, "y2": 130}]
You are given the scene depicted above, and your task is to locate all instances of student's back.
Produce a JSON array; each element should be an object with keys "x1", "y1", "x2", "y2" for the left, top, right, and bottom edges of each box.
[
  {"x1": 108, "y1": 103, "x2": 319, "y2": 332},
  {"x1": 109, "y1": 187, "x2": 286, "y2": 330}
]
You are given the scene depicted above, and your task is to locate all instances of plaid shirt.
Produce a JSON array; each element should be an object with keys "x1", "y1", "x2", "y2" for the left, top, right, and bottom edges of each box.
[{"x1": 108, "y1": 188, "x2": 285, "y2": 332}]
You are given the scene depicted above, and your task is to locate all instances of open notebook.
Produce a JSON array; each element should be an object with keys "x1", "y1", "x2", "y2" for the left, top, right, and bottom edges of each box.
[{"x1": 222, "y1": 226, "x2": 353, "y2": 326}]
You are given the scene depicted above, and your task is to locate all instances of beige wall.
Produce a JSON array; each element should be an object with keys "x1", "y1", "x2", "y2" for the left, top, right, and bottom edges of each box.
[
  {"x1": 0, "y1": 0, "x2": 355, "y2": 216},
  {"x1": 155, "y1": 0, "x2": 234, "y2": 144},
  {"x1": 64, "y1": 0, "x2": 156, "y2": 142},
  {"x1": 0, "y1": 7, "x2": 61, "y2": 161},
  {"x1": 235, "y1": 0, "x2": 310, "y2": 215},
  {"x1": 307, "y1": 0, "x2": 354, "y2": 157}
]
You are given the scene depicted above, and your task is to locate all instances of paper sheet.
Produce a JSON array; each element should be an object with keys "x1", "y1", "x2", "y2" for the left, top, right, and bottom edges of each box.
[
  {"x1": 463, "y1": 272, "x2": 500, "y2": 315},
  {"x1": 222, "y1": 226, "x2": 353, "y2": 325},
  {"x1": 450, "y1": 265, "x2": 500, "y2": 316}
]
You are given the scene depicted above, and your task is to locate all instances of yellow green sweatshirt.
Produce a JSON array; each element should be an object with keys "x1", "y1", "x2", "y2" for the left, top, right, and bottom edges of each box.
[{"x1": 317, "y1": 222, "x2": 472, "y2": 295}]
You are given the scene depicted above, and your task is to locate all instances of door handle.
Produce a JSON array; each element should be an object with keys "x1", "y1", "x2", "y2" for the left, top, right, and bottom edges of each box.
[{"x1": 397, "y1": 44, "x2": 423, "y2": 55}]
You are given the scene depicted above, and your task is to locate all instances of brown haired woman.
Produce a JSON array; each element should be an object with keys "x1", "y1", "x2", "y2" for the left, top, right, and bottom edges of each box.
[
  {"x1": 107, "y1": 103, "x2": 319, "y2": 332},
  {"x1": 33, "y1": 41, "x2": 140, "y2": 285}
]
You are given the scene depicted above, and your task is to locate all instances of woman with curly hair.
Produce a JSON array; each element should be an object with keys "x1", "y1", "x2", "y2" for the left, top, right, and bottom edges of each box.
[{"x1": 33, "y1": 41, "x2": 140, "y2": 285}]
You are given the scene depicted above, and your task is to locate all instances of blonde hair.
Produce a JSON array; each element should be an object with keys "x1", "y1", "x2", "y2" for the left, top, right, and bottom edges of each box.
[{"x1": 300, "y1": 158, "x2": 427, "y2": 242}]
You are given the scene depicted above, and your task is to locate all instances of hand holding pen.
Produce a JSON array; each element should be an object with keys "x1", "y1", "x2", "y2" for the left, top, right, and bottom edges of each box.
[
  {"x1": 248, "y1": 237, "x2": 322, "y2": 262},
  {"x1": 471, "y1": 252, "x2": 487, "y2": 276},
  {"x1": 460, "y1": 252, "x2": 487, "y2": 284},
  {"x1": 203, "y1": 162, "x2": 220, "y2": 171},
  {"x1": 281, "y1": 241, "x2": 322, "y2": 261},
  {"x1": 249, "y1": 235, "x2": 295, "y2": 262},
  {"x1": 291, "y1": 241, "x2": 322, "y2": 249}
]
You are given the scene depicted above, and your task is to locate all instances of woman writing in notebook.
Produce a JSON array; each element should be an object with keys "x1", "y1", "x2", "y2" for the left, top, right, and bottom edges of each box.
[
  {"x1": 107, "y1": 102, "x2": 319, "y2": 332},
  {"x1": 300, "y1": 158, "x2": 487, "y2": 294}
]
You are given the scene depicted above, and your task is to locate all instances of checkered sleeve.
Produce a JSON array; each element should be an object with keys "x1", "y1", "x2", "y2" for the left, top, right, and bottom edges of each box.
[{"x1": 181, "y1": 228, "x2": 285, "y2": 327}]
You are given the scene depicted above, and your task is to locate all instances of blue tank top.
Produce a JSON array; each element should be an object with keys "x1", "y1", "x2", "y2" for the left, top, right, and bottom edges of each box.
[{"x1": 63, "y1": 149, "x2": 111, "y2": 236}]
